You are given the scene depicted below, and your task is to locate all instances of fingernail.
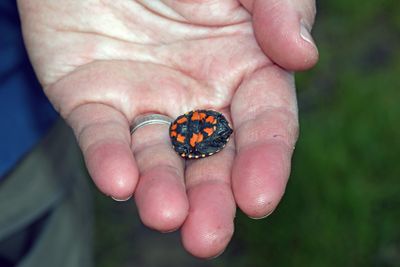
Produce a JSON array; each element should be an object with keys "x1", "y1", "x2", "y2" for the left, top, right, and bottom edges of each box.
[
  {"x1": 207, "y1": 248, "x2": 226, "y2": 260},
  {"x1": 160, "y1": 227, "x2": 180, "y2": 234},
  {"x1": 248, "y1": 210, "x2": 274, "y2": 220},
  {"x1": 300, "y1": 20, "x2": 316, "y2": 48},
  {"x1": 111, "y1": 195, "x2": 132, "y2": 202}
]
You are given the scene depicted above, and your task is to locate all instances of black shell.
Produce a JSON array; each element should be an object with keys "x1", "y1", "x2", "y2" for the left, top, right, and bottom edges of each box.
[{"x1": 169, "y1": 110, "x2": 233, "y2": 159}]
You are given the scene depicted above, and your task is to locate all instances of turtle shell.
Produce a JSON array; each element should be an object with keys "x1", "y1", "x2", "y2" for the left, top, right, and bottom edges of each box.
[{"x1": 169, "y1": 110, "x2": 233, "y2": 159}]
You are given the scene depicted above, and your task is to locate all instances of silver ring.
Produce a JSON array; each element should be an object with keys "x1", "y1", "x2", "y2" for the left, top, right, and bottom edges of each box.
[{"x1": 130, "y1": 114, "x2": 173, "y2": 134}]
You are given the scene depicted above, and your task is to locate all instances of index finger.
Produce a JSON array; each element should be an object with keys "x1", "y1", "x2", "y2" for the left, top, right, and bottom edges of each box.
[
  {"x1": 67, "y1": 103, "x2": 139, "y2": 200},
  {"x1": 231, "y1": 65, "x2": 298, "y2": 218}
]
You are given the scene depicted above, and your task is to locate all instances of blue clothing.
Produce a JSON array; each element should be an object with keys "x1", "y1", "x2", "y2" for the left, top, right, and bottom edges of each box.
[{"x1": 0, "y1": 1, "x2": 58, "y2": 178}]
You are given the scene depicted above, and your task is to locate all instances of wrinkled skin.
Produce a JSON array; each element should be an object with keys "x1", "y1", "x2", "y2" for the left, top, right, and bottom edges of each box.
[{"x1": 18, "y1": 0, "x2": 317, "y2": 258}]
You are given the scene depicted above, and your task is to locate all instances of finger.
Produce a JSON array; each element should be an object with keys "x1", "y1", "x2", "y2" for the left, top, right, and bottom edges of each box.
[
  {"x1": 67, "y1": 103, "x2": 138, "y2": 200},
  {"x1": 231, "y1": 65, "x2": 298, "y2": 218},
  {"x1": 240, "y1": 0, "x2": 318, "y2": 71},
  {"x1": 131, "y1": 123, "x2": 188, "y2": 232},
  {"x1": 182, "y1": 135, "x2": 236, "y2": 258}
]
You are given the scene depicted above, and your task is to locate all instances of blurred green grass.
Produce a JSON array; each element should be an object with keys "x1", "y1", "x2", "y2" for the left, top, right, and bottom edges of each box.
[
  {"x1": 233, "y1": 1, "x2": 400, "y2": 266},
  {"x1": 95, "y1": 1, "x2": 400, "y2": 266}
]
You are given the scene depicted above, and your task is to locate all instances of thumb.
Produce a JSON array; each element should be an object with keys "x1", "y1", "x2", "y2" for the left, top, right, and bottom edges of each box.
[{"x1": 241, "y1": 0, "x2": 318, "y2": 71}]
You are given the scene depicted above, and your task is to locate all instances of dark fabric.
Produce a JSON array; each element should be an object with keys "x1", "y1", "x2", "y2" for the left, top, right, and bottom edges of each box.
[
  {"x1": 0, "y1": 0, "x2": 58, "y2": 178},
  {"x1": 0, "y1": 120, "x2": 93, "y2": 267}
]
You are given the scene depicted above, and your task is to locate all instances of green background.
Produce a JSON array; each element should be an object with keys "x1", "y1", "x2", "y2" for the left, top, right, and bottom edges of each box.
[{"x1": 95, "y1": 1, "x2": 400, "y2": 266}]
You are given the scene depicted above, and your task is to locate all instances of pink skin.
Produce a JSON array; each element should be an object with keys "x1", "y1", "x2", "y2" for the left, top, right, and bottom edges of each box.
[{"x1": 18, "y1": 0, "x2": 317, "y2": 258}]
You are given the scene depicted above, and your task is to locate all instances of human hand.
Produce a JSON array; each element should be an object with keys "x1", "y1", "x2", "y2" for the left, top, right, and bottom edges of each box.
[{"x1": 18, "y1": 0, "x2": 317, "y2": 258}]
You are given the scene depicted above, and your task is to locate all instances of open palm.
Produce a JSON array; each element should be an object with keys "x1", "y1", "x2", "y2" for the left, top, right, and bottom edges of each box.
[{"x1": 18, "y1": 0, "x2": 317, "y2": 258}]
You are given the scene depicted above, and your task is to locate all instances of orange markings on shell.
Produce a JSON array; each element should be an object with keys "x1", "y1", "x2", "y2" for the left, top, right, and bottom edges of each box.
[
  {"x1": 189, "y1": 133, "x2": 204, "y2": 147},
  {"x1": 171, "y1": 123, "x2": 177, "y2": 130},
  {"x1": 191, "y1": 111, "x2": 206, "y2": 121},
  {"x1": 177, "y1": 134, "x2": 185, "y2": 143},
  {"x1": 177, "y1": 117, "x2": 187, "y2": 124},
  {"x1": 197, "y1": 133, "x2": 204, "y2": 143},
  {"x1": 170, "y1": 131, "x2": 177, "y2": 137},
  {"x1": 191, "y1": 111, "x2": 200, "y2": 121},
  {"x1": 203, "y1": 127, "x2": 214, "y2": 136},
  {"x1": 190, "y1": 133, "x2": 198, "y2": 147},
  {"x1": 205, "y1": 116, "x2": 214, "y2": 123}
]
